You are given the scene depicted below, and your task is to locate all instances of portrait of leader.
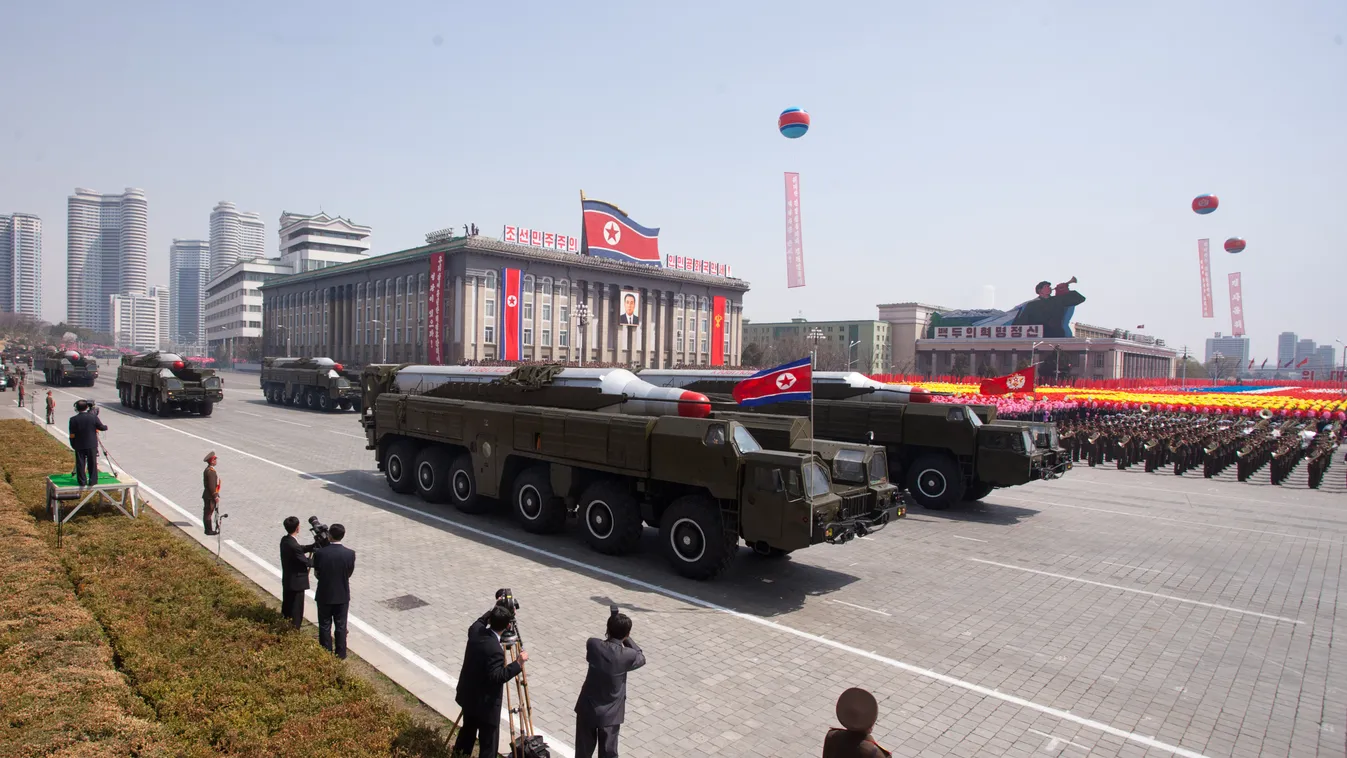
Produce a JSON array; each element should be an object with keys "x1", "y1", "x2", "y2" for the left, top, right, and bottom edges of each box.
[{"x1": 619, "y1": 292, "x2": 641, "y2": 327}]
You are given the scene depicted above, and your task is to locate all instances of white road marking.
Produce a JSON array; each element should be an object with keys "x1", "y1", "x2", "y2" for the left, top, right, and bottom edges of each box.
[
  {"x1": 237, "y1": 410, "x2": 311, "y2": 428},
  {"x1": 1028, "y1": 727, "x2": 1090, "y2": 752},
  {"x1": 952, "y1": 535, "x2": 988, "y2": 543},
  {"x1": 969, "y1": 558, "x2": 1301, "y2": 624},
  {"x1": 106, "y1": 414, "x2": 1214, "y2": 758},
  {"x1": 1100, "y1": 561, "x2": 1164, "y2": 574},
  {"x1": 827, "y1": 599, "x2": 892, "y2": 617}
]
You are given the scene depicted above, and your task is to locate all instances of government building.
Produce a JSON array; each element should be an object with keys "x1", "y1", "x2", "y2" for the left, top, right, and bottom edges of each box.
[{"x1": 259, "y1": 233, "x2": 749, "y2": 368}]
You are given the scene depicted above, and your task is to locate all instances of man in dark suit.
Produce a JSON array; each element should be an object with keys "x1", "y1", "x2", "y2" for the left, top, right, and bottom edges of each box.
[
  {"x1": 312, "y1": 523, "x2": 355, "y2": 659},
  {"x1": 279, "y1": 516, "x2": 316, "y2": 629},
  {"x1": 68, "y1": 400, "x2": 107, "y2": 487},
  {"x1": 574, "y1": 610, "x2": 646, "y2": 758},
  {"x1": 453, "y1": 603, "x2": 528, "y2": 758},
  {"x1": 619, "y1": 293, "x2": 641, "y2": 326}
]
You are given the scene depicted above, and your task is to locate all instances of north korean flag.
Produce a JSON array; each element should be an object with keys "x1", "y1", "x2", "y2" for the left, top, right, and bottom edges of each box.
[
  {"x1": 732, "y1": 357, "x2": 812, "y2": 407},
  {"x1": 581, "y1": 198, "x2": 661, "y2": 266},
  {"x1": 501, "y1": 267, "x2": 523, "y2": 361}
]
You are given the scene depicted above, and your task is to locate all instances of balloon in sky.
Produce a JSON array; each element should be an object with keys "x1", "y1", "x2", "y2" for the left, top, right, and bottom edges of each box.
[
  {"x1": 1224, "y1": 237, "x2": 1246, "y2": 254},
  {"x1": 1192, "y1": 194, "x2": 1219, "y2": 214},
  {"x1": 778, "y1": 108, "x2": 810, "y2": 139}
]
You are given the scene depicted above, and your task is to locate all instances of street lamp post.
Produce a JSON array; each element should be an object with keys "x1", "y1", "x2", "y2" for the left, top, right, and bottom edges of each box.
[
  {"x1": 274, "y1": 324, "x2": 291, "y2": 358},
  {"x1": 1336, "y1": 339, "x2": 1345, "y2": 394},
  {"x1": 574, "y1": 302, "x2": 590, "y2": 367},
  {"x1": 371, "y1": 319, "x2": 389, "y2": 363},
  {"x1": 1179, "y1": 346, "x2": 1189, "y2": 388},
  {"x1": 1030, "y1": 340, "x2": 1045, "y2": 374},
  {"x1": 846, "y1": 339, "x2": 861, "y2": 370}
]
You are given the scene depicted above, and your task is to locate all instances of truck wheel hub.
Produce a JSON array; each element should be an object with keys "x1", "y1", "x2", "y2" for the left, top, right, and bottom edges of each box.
[
  {"x1": 586, "y1": 501, "x2": 614, "y2": 539},
  {"x1": 519, "y1": 485, "x2": 542, "y2": 520},
  {"x1": 417, "y1": 462, "x2": 434, "y2": 489},
  {"x1": 919, "y1": 470, "x2": 946, "y2": 497},
  {"x1": 670, "y1": 518, "x2": 706, "y2": 562},
  {"x1": 388, "y1": 456, "x2": 403, "y2": 481},
  {"x1": 453, "y1": 471, "x2": 471, "y2": 499}
]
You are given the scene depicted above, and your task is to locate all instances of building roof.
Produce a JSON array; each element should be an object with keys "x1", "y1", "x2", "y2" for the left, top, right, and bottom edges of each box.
[
  {"x1": 260, "y1": 235, "x2": 751, "y2": 292},
  {"x1": 877, "y1": 301, "x2": 949, "y2": 311}
]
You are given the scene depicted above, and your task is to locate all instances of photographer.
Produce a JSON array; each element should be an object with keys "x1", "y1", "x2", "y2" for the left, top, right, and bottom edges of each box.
[
  {"x1": 68, "y1": 400, "x2": 106, "y2": 487},
  {"x1": 574, "y1": 608, "x2": 646, "y2": 758},
  {"x1": 453, "y1": 592, "x2": 528, "y2": 758},
  {"x1": 278, "y1": 516, "x2": 317, "y2": 629},
  {"x1": 311, "y1": 523, "x2": 355, "y2": 659}
]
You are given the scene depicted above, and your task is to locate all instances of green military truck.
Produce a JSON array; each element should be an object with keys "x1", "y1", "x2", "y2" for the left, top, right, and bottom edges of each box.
[
  {"x1": 360, "y1": 364, "x2": 899, "y2": 579},
  {"x1": 38, "y1": 349, "x2": 99, "y2": 387},
  {"x1": 640, "y1": 370, "x2": 1070, "y2": 510},
  {"x1": 116, "y1": 352, "x2": 223, "y2": 416},
  {"x1": 261, "y1": 356, "x2": 361, "y2": 411}
]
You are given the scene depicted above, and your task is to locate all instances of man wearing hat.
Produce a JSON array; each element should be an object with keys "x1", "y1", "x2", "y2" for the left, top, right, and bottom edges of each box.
[
  {"x1": 68, "y1": 399, "x2": 107, "y2": 487},
  {"x1": 824, "y1": 687, "x2": 891, "y2": 758},
  {"x1": 203, "y1": 452, "x2": 220, "y2": 535}
]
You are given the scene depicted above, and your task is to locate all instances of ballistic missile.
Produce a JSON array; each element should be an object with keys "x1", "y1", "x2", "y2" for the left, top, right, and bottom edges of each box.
[
  {"x1": 637, "y1": 369, "x2": 932, "y2": 403},
  {"x1": 390, "y1": 365, "x2": 712, "y2": 417}
]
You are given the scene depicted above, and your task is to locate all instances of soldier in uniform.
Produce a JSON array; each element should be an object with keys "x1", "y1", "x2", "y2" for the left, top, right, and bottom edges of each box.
[
  {"x1": 823, "y1": 688, "x2": 891, "y2": 758},
  {"x1": 45, "y1": 390, "x2": 55, "y2": 424},
  {"x1": 203, "y1": 451, "x2": 220, "y2": 535}
]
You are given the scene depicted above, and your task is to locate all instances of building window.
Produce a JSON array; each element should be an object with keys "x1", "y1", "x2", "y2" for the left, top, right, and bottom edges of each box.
[
  {"x1": 485, "y1": 299, "x2": 496, "y2": 319},
  {"x1": 484, "y1": 325, "x2": 495, "y2": 344},
  {"x1": 395, "y1": 279, "x2": 404, "y2": 343},
  {"x1": 541, "y1": 328, "x2": 551, "y2": 346},
  {"x1": 418, "y1": 274, "x2": 426, "y2": 345},
  {"x1": 701, "y1": 316, "x2": 708, "y2": 334},
  {"x1": 523, "y1": 301, "x2": 534, "y2": 320},
  {"x1": 541, "y1": 277, "x2": 552, "y2": 296},
  {"x1": 523, "y1": 274, "x2": 535, "y2": 294},
  {"x1": 557, "y1": 280, "x2": 568, "y2": 299},
  {"x1": 559, "y1": 304, "x2": 569, "y2": 324},
  {"x1": 700, "y1": 297, "x2": 709, "y2": 312},
  {"x1": 559, "y1": 329, "x2": 569, "y2": 347},
  {"x1": 485, "y1": 271, "x2": 497, "y2": 292},
  {"x1": 1093, "y1": 353, "x2": 1104, "y2": 368},
  {"x1": 676, "y1": 315, "x2": 684, "y2": 338},
  {"x1": 541, "y1": 303, "x2": 552, "y2": 322},
  {"x1": 523, "y1": 328, "x2": 533, "y2": 346},
  {"x1": 701, "y1": 337, "x2": 708, "y2": 353},
  {"x1": 676, "y1": 331, "x2": 684, "y2": 351},
  {"x1": 675, "y1": 294, "x2": 684, "y2": 311},
  {"x1": 405, "y1": 275, "x2": 415, "y2": 345}
]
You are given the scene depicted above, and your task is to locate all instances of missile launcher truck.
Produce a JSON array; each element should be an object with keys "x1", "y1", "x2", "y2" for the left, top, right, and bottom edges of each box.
[
  {"x1": 116, "y1": 352, "x2": 223, "y2": 416},
  {"x1": 38, "y1": 349, "x2": 99, "y2": 386},
  {"x1": 360, "y1": 364, "x2": 900, "y2": 579},
  {"x1": 638, "y1": 369, "x2": 1071, "y2": 510},
  {"x1": 261, "y1": 356, "x2": 362, "y2": 411}
]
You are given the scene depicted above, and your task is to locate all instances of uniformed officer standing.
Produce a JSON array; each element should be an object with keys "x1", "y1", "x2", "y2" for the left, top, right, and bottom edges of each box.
[
  {"x1": 203, "y1": 451, "x2": 221, "y2": 535},
  {"x1": 45, "y1": 390, "x2": 55, "y2": 424}
]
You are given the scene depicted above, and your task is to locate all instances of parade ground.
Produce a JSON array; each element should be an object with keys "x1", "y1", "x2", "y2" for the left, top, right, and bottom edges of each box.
[{"x1": 8, "y1": 373, "x2": 1345, "y2": 758}]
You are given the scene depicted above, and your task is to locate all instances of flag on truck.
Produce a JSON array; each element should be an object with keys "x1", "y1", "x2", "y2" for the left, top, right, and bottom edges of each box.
[
  {"x1": 979, "y1": 366, "x2": 1036, "y2": 396},
  {"x1": 732, "y1": 357, "x2": 812, "y2": 407}
]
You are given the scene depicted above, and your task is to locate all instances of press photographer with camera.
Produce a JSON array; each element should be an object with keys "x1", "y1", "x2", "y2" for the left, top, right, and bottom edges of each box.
[
  {"x1": 311, "y1": 523, "x2": 355, "y2": 659},
  {"x1": 68, "y1": 399, "x2": 107, "y2": 487},
  {"x1": 278, "y1": 517, "x2": 318, "y2": 629},
  {"x1": 453, "y1": 590, "x2": 528, "y2": 758},
  {"x1": 573, "y1": 606, "x2": 646, "y2": 758}
]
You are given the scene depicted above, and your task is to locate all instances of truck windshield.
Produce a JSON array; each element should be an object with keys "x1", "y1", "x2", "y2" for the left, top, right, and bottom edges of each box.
[
  {"x1": 803, "y1": 462, "x2": 831, "y2": 498},
  {"x1": 831, "y1": 449, "x2": 866, "y2": 484},
  {"x1": 867, "y1": 454, "x2": 889, "y2": 485},
  {"x1": 732, "y1": 424, "x2": 762, "y2": 453}
]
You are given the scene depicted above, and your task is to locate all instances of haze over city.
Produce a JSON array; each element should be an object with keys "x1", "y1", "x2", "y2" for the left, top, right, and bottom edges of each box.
[{"x1": 2, "y1": 0, "x2": 1344, "y2": 361}]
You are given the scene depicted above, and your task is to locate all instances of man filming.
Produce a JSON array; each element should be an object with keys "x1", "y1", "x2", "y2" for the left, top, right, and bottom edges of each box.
[
  {"x1": 574, "y1": 608, "x2": 646, "y2": 758},
  {"x1": 68, "y1": 400, "x2": 107, "y2": 487},
  {"x1": 279, "y1": 516, "x2": 317, "y2": 629},
  {"x1": 312, "y1": 523, "x2": 355, "y2": 659},
  {"x1": 453, "y1": 592, "x2": 528, "y2": 758}
]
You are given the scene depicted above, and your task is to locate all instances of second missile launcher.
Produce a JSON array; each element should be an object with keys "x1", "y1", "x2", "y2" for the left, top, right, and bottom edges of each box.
[
  {"x1": 261, "y1": 357, "x2": 362, "y2": 411},
  {"x1": 38, "y1": 349, "x2": 98, "y2": 387},
  {"x1": 116, "y1": 352, "x2": 223, "y2": 416}
]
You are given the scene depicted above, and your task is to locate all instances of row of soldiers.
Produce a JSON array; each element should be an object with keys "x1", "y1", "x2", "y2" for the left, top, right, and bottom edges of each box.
[{"x1": 1054, "y1": 412, "x2": 1343, "y2": 489}]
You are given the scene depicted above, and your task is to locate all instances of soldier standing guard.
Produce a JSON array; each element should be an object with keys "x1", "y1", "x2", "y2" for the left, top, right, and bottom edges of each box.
[
  {"x1": 45, "y1": 390, "x2": 55, "y2": 424},
  {"x1": 203, "y1": 452, "x2": 220, "y2": 536}
]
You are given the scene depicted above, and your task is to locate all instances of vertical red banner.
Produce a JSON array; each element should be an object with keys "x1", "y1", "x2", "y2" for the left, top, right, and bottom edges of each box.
[
  {"x1": 501, "y1": 268, "x2": 522, "y2": 360},
  {"x1": 710, "y1": 296, "x2": 727, "y2": 366},
  {"x1": 427, "y1": 252, "x2": 445, "y2": 364},
  {"x1": 1228, "y1": 272, "x2": 1244, "y2": 336},
  {"x1": 784, "y1": 172, "x2": 806, "y2": 288},
  {"x1": 1197, "y1": 239, "x2": 1213, "y2": 318}
]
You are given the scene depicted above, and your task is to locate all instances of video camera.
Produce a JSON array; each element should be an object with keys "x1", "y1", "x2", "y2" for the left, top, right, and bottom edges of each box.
[{"x1": 308, "y1": 516, "x2": 332, "y2": 548}]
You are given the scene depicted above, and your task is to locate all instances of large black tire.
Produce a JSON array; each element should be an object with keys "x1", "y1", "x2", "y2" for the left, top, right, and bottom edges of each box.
[
  {"x1": 283, "y1": 389, "x2": 296, "y2": 406},
  {"x1": 659, "y1": 495, "x2": 737, "y2": 580},
  {"x1": 304, "y1": 389, "x2": 318, "y2": 410},
  {"x1": 448, "y1": 453, "x2": 490, "y2": 514},
  {"x1": 413, "y1": 445, "x2": 454, "y2": 503},
  {"x1": 905, "y1": 454, "x2": 964, "y2": 510},
  {"x1": 963, "y1": 481, "x2": 995, "y2": 502},
  {"x1": 119, "y1": 386, "x2": 128, "y2": 407},
  {"x1": 156, "y1": 394, "x2": 171, "y2": 417},
  {"x1": 510, "y1": 465, "x2": 565, "y2": 533},
  {"x1": 199, "y1": 401, "x2": 214, "y2": 417},
  {"x1": 384, "y1": 439, "x2": 419, "y2": 494},
  {"x1": 317, "y1": 392, "x2": 333, "y2": 412},
  {"x1": 580, "y1": 479, "x2": 643, "y2": 554}
]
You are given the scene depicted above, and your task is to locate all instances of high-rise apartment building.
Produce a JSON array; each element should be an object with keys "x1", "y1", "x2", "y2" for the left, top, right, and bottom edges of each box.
[
  {"x1": 1276, "y1": 331, "x2": 1298, "y2": 368},
  {"x1": 67, "y1": 188, "x2": 148, "y2": 332},
  {"x1": 1314, "y1": 344, "x2": 1336, "y2": 372},
  {"x1": 277, "y1": 211, "x2": 372, "y2": 272},
  {"x1": 209, "y1": 201, "x2": 265, "y2": 280},
  {"x1": 0, "y1": 213, "x2": 42, "y2": 317},
  {"x1": 110, "y1": 292, "x2": 161, "y2": 351},
  {"x1": 1204, "y1": 332, "x2": 1250, "y2": 367},
  {"x1": 1296, "y1": 338, "x2": 1317, "y2": 364},
  {"x1": 148, "y1": 285, "x2": 170, "y2": 349},
  {"x1": 169, "y1": 239, "x2": 210, "y2": 350}
]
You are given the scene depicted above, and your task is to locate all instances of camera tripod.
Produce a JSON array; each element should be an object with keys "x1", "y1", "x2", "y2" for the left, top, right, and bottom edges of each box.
[{"x1": 501, "y1": 626, "x2": 543, "y2": 757}]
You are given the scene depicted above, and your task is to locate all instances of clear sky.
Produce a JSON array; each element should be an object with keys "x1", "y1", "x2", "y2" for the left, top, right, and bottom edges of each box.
[{"x1": 2, "y1": 0, "x2": 1344, "y2": 363}]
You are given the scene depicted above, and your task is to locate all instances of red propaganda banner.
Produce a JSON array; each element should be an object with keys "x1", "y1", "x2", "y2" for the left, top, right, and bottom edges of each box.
[
  {"x1": 1197, "y1": 239, "x2": 1213, "y2": 318},
  {"x1": 501, "y1": 268, "x2": 522, "y2": 360},
  {"x1": 710, "y1": 296, "x2": 727, "y2": 366},
  {"x1": 979, "y1": 366, "x2": 1036, "y2": 397},
  {"x1": 427, "y1": 252, "x2": 446, "y2": 364},
  {"x1": 784, "y1": 173, "x2": 806, "y2": 288},
  {"x1": 1228, "y1": 272, "x2": 1244, "y2": 336}
]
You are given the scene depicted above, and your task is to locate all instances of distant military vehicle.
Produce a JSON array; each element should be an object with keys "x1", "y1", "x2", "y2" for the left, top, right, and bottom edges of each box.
[
  {"x1": 116, "y1": 352, "x2": 223, "y2": 416},
  {"x1": 260, "y1": 356, "x2": 361, "y2": 411},
  {"x1": 361, "y1": 364, "x2": 899, "y2": 579},
  {"x1": 639, "y1": 370, "x2": 1071, "y2": 510},
  {"x1": 0, "y1": 362, "x2": 13, "y2": 392},
  {"x1": 37, "y1": 349, "x2": 98, "y2": 386}
]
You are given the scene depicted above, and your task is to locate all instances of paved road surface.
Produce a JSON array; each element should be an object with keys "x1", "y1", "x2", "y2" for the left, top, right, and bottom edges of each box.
[{"x1": 10, "y1": 373, "x2": 1345, "y2": 758}]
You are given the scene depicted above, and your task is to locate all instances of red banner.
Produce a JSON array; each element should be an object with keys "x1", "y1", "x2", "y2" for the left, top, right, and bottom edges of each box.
[
  {"x1": 710, "y1": 296, "x2": 727, "y2": 366},
  {"x1": 427, "y1": 252, "x2": 445, "y2": 364},
  {"x1": 1198, "y1": 239, "x2": 1213, "y2": 318},
  {"x1": 979, "y1": 366, "x2": 1036, "y2": 396},
  {"x1": 784, "y1": 172, "x2": 806, "y2": 288},
  {"x1": 1228, "y1": 272, "x2": 1244, "y2": 336},
  {"x1": 501, "y1": 268, "x2": 522, "y2": 360}
]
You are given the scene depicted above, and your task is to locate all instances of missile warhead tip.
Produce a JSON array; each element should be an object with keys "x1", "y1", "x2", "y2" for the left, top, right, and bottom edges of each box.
[{"x1": 679, "y1": 390, "x2": 713, "y2": 418}]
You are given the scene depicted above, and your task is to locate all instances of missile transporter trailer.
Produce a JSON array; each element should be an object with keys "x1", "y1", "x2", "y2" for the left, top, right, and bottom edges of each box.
[
  {"x1": 261, "y1": 357, "x2": 362, "y2": 411},
  {"x1": 639, "y1": 370, "x2": 1071, "y2": 511},
  {"x1": 116, "y1": 352, "x2": 223, "y2": 416},
  {"x1": 360, "y1": 364, "x2": 899, "y2": 579},
  {"x1": 38, "y1": 350, "x2": 99, "y2": 387}
]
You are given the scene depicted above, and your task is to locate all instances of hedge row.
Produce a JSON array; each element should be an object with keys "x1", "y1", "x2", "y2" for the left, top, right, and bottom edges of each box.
[{"x1": 0, "y1": 421, "x2": 457, "y2": 757}]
